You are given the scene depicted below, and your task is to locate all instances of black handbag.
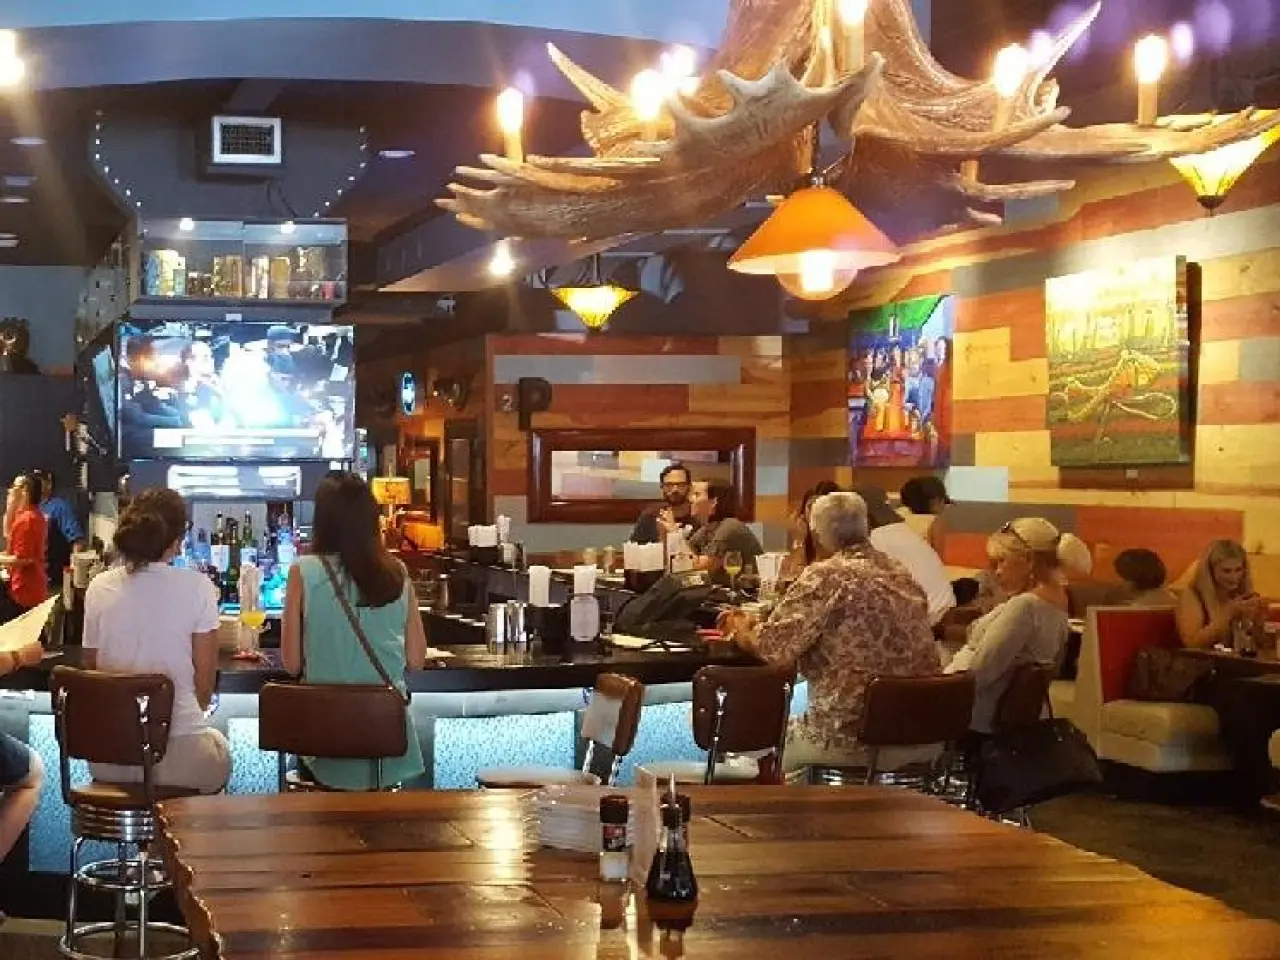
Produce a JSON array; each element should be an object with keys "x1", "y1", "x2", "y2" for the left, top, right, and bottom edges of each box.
[{"x1": 974, "y1": 713, "x2": 1102, "y2": 814}]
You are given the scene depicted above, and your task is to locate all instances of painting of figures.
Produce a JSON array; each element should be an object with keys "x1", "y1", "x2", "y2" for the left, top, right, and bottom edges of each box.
[
  {"x1": 1045, "y1": 255, "x2": 1192, "y2": 467},
  {"x1": 847, "y1": 295, "x2": 954, "y2": 468}
]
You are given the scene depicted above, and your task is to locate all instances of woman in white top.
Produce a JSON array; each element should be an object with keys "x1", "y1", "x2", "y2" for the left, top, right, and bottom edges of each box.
[
  {"x1": 856, "y1": 486, "x2": 955, "y2": 626},
  {"x1": 83, "y1": 488, "x2": 228, "y2": 793},
  {"x1": 946, "y1": 518, "x2": 1093, "y2": 733}
]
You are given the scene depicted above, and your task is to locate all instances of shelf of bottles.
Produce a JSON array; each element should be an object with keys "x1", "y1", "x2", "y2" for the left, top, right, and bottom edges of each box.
[
  {"x1": 135, "y1": 218, "x2": 348, "y2": 304},
  {"x1": 176, "y1": 502, "x2": 299, "y2": 613}
]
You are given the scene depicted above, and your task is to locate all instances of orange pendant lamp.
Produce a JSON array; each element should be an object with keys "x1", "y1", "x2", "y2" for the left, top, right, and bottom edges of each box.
[{"x1": 728, "y1": 184, "x2": 900, "y2": 300}]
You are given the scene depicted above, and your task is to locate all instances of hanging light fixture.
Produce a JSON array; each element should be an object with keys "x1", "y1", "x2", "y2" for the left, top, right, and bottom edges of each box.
[
  {"x1": 728, "y1": 182, "x2": 899, "y2": 300},
  {"x1": 553, "y1": 256, "x2": 636, "y2": 331},
  {"x1": 1170, "y1": 109, "x2": 1280, "y2": 211}
]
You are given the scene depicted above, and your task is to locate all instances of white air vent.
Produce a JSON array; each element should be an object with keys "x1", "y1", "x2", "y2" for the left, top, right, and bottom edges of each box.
[{"x1": 210, "y1": 116, "x2": 282, "y2": 166}]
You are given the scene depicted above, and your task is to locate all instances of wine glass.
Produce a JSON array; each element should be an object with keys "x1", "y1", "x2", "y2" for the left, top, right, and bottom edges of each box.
[
  {"x1": 238, "y1": 607, "x2": 268, "y2": 655},
  {"x1": 723, "y1": 550, "x2": 744, "y2": 601}
]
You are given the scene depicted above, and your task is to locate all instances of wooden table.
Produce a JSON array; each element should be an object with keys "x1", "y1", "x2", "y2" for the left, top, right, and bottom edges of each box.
[{"x1": 157, "y1": 787, "x2": 1280, "y2": 959}]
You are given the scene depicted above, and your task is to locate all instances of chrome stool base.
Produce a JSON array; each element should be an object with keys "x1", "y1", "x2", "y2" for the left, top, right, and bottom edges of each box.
[{"x1": 62, "y1": 806, "x2": 198, "y2": 960}]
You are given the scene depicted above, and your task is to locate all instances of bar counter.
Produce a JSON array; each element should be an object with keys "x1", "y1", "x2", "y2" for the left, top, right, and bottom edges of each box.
[{"x1": 2, "y1": 557, "x2": 802, "y2": 876}]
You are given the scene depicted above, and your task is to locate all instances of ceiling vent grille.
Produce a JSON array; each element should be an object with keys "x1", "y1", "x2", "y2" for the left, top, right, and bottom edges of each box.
[{"x1": 210, "y1": 116, "x2": 282, "y2": 166}]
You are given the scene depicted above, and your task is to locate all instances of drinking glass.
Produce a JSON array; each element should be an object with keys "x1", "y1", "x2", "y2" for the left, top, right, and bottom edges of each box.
[
  {"x1": 723, "y1": 550, "x2": 744, "y2": 600},
  {"x1": 238, "y1": 607, "x2": 267, "y2": 654}
]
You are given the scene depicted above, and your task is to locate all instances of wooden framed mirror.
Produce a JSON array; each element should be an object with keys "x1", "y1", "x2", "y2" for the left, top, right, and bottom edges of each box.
[{"x1": 528, "y1": 427, "x2": 755, "y2": 524}]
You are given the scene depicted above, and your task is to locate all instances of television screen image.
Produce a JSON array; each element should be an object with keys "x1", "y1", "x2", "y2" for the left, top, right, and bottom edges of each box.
[
  {"x1": 118, "y1": 321, "x2": 355, "y2": 461},
  {"x1": 90, "y1": 345, "x2": 117, "y2": 439}
]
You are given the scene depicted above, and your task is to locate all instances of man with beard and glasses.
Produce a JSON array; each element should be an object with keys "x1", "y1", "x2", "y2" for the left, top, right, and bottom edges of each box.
[{"x1": 630, "y1": 462, "x2": 694, "y2": 545}]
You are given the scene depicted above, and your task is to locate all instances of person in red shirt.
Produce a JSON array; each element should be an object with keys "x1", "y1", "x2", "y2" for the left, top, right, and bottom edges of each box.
[{"x1": 1, "y1": 474, "x2": 49, "y2": 623}]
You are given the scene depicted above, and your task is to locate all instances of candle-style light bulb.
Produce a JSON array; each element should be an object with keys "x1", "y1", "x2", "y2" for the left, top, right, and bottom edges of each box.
[
  {"x1": 495, "y1": 87, "x2": 525, "y2": 163},
  {"x1": 0, "y1": 29, "x2": 24, "y2": 88},
  {"x1": 489, "y1": 240, "x2": 516, "y2": 278},
  {"x1": 1134, "y1": 34, "x2": 1168, "y2": 126},
  {"x1": 630, "y1": 69, "x2": 665, "y2": 141},
  {"x1": 836, "y1": 0, "x2": 869, "y2": 74},
  {"x1": 963, "y1": 43, "x2": 1029, "y2": 181}
]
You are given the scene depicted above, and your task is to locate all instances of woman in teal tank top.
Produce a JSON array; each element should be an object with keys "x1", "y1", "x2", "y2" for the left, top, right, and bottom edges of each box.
[{"x1": 281, "y1": 473, "x2": 428, "y2": 789}]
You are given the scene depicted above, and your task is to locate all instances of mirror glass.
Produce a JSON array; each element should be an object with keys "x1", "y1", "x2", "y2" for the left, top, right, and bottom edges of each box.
[{"x1": 549, "y1": 449, "x2": 735, "y2": 501}]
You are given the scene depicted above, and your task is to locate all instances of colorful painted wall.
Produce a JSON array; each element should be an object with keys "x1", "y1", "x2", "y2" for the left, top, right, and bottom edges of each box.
[{"x1": 793, "y1": 153, "x2": 1280, "y2": 594}]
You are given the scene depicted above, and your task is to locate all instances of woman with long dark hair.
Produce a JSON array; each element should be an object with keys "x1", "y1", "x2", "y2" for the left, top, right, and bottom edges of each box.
[{"x1": 281, "y1": 472, "x2": 427, "y2": 789}]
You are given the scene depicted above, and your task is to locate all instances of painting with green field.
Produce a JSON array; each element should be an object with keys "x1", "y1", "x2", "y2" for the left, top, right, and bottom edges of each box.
[{"x1": 1045, "y1": 255, "x2": 1193, "y2": 467}]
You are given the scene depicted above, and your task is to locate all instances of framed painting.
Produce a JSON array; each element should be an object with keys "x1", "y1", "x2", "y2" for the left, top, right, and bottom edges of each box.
[
  {"x1": 847, "y1": 294, "x2": 954, "y2": 467},
  {"x1": 1045, "y1": 255, "x2": 1193, "y2": 467}
]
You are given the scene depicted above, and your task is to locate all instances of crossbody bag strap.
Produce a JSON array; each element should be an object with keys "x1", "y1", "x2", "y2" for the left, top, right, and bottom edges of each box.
[{"x1": 318, "y1": 556, "x2": 410, "y2": 706}]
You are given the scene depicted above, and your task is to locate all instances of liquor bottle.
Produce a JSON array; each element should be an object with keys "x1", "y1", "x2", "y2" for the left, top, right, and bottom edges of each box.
[
  {"x1": 195, "y1": 528, "x2": 211, "y2": 571},
  {"x1": 211, "y1": 514, "x2": 230, "y2": 574},
  {"x1": 240, "y1": 511, "x2": 257, "y2": 566},
  {"x1": 226, "y1": 518, "x2": 240, "y2": 572},
  {"x1": 277, "y1": 512, "x2": 297, "y2": 568}
]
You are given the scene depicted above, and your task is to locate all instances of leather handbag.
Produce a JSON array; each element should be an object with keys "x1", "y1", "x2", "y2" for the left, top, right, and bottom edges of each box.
[
  {"x1": 1127, "y1": 646, "x2": 1215, "y2": 703},
  {"x1": 974, "y1": 711, "x2": 1102, "y2": 814},
  {"x1": 319, "y1": 557, "x2": 411, "y2": 710}
]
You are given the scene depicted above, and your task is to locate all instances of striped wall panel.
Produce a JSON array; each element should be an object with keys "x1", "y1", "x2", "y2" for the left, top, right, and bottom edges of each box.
[{"x1": 489, "y1": 334, "x2": 794, "y2": 555}]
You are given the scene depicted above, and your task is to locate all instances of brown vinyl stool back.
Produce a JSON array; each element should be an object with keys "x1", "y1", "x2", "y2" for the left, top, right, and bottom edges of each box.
[
  {"x1": 259, "y1": 682, "x2": 409, "y2": 791},
  {"x1": 692, "y1": 664, "x2": 794, "y2": 785},
  {"x1": 50, "y1": 666, "x2": 175, "y2": 807},
  {"x1": 993, "y1": 663, "x2": 1054, "y2": 732},
  {"x1": 856, "y1": 674, "x2": 975, "y2": 785},
  {"x1": 579, "y1": 672, "x2": 645, "y2": 782}
]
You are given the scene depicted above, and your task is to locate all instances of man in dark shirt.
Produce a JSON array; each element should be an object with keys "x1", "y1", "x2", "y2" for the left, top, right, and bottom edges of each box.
[{"x1": 630, "y1": 462, "x2": 694, "y2": 544}]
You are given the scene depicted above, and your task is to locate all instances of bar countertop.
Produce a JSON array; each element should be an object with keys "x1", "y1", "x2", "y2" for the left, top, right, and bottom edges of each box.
[{"x1": 3, "y1": 640, "x2": 750, "y2": 696}]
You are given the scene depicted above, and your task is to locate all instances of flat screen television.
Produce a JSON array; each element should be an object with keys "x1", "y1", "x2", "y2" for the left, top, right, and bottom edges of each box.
[{"x1": 118, "y1": 321, "x2": 355, "y2": 462}]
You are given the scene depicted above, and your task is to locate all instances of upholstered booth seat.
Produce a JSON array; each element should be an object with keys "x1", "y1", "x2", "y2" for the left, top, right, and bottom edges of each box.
[{"x1": 1075, "y1": 607, "x2": 1232, "y2": 774}]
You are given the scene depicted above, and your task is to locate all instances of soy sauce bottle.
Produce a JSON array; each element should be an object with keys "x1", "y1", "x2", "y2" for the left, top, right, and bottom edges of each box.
[{"x1": 645, "y1": 800, "x2": 698, "y2": 929}]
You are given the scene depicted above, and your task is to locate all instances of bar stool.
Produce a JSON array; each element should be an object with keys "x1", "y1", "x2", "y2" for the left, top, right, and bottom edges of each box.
[
  {"x1": 806, "y1": 673, "x2": 975, "y2": 787},
  {"x1": 50, "y1": 666, "x2": 199, "y2": 960},
  {"x1": 476, "y1": 673, "x2": 645, "y2": 788},
  {"x1": 638, "y1": 664, "x2": 794, "y2": 786},
  {"x1": 258, "y1": 682, "x2": 410, "y2": 792}
]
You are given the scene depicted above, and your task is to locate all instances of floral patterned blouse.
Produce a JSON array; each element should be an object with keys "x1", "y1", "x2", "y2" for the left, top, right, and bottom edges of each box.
[{"x1": 755, "y1": 543, "x2": 942, "y2": 749}]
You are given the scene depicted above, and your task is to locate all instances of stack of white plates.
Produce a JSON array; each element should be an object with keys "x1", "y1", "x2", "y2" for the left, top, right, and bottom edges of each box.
[{"x1": 530, "y1": 784, "x2": 638, "y2": 853}]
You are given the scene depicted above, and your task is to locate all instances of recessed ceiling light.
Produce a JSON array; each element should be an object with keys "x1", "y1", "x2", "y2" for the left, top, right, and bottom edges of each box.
[
  {"x1": 280, "y1": 220, "x2": 296, "y2": 234},
  {"x1": 0, "y1": 235, "x2": 18, "y2": 248},
  {"x1": 2, "y1": 175, "x2": 35, "y2": 188},
  {"x1": 10, "y1": 136, "x2": 44, "y2": 147},
  {"x1": 0, "y1": 195, "x2": 29, "y2": 204},
  {"x1": 378, "y1": 148, "x2": 416, "y2": 160},
  {"x1": 179, "y1": 217, "x2": 195, "y2": 231}
]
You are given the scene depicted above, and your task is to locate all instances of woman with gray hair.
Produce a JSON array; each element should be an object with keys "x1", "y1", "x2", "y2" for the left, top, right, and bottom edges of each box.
[{"x1": 725, "y1": 492, "x2": 941, "y2": 773}]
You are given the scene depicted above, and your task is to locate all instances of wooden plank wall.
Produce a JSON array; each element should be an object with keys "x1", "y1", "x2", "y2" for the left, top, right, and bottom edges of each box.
[
  {"x1": 794, "y1": 153, "x2": 1280, "y2": 594},
  {"x1": 487, "y1": 333, "x2": 792, "y2": 558},
  {"x1": 388, "y1": 338, "x2": 491, "y2": 550}
]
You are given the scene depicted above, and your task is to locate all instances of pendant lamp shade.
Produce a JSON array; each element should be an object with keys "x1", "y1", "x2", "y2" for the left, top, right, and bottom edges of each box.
[
  {"x1": 553, "y1": 284, "x2": 637, "y2": 331},
  {"x1": 1170, "y1": 109, "x2": 1280, "y2": 211},
  {"x1": 729, "y1": 185, "x2": 899, "y2": 298}
]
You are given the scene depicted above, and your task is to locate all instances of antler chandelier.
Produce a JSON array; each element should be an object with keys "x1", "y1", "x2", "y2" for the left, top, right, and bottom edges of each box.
[{"x1": 439, "y1": 0, "x2": 1280, "y2": 294}]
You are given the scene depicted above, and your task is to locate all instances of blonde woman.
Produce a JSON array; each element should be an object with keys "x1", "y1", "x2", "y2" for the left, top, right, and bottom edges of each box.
[
  {"x1": 1177, "y1": 540, "x2": 1265, "y2": 649},
  {"x1": 946, "y1": 518, "x2": 1093, "y2": 733}
]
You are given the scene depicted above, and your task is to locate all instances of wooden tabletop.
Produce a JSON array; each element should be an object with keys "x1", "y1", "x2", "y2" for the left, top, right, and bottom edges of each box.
[{"x1": 156, "y1": 787, "x2": 1280, "y2": 959}]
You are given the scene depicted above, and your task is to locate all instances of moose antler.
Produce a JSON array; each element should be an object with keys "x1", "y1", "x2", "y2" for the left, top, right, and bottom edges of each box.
[
  {"x1": 440, "y1": 49, "x2": 880, "y2": 241},
  {"x1": 440, "y1": 0, "x2": 1280, "y2": 243}
]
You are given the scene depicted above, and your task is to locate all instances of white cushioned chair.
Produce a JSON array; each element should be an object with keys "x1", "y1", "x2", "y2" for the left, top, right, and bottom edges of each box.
[{"x1": 1074, "y1": 606, "x2": 1232, "y2": 773}]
